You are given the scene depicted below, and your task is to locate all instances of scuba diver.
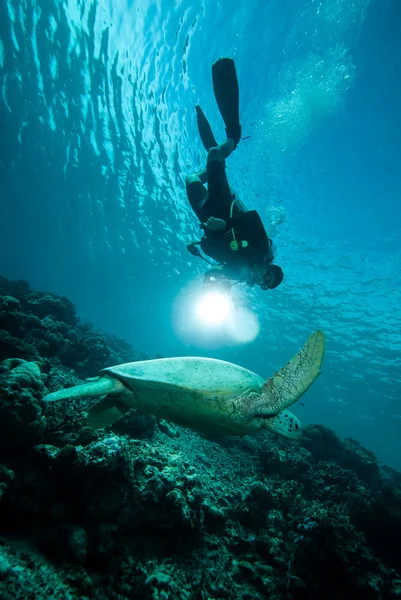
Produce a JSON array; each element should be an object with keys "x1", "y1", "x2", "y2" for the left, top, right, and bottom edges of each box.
[{"x1": 185, "y1": 58, "x2": 284, "y2": 292}]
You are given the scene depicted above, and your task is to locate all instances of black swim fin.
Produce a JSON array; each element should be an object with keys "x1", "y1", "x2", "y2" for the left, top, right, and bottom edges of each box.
[
  {"x1": 195, "y1": 105, "x2": 218, "y2": 151},
  {"x1": 212, "y1": 58, "x2": 242, "y2": 148}
]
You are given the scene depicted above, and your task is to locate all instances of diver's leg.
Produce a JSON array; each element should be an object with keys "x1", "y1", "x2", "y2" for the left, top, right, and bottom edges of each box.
[
  {"x1": 185, "y1": 137, "x2": 235, "y2": 222},
  {"x1": 185, "y1": 173, "x2": 209, "y2": 222},
  {"x1": 208, "y1": 139, "x2": 235, "y2": 162},
  {"x1": 187, "y1": 138, "x2": 233, "y2": 186},
  {"x1": 201, "y1": 143, "x2": 235, "y2": 221},
  {"x1": 186, "y1": 169, "x2": 207, "y2": 185},
  {"x1": 207, "y1": 142, "x2": 248, "y2": 214}
]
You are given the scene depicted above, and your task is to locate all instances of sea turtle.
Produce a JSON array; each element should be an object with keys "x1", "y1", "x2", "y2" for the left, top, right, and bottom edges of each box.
[{"x1": 45, "y1": 329, "x2": 325, "y2": 438}]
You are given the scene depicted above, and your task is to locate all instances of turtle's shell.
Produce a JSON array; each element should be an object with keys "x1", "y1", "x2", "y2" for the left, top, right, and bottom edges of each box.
[
  {"x1": 101, "y1": 357, "x2": 265, "y2": 435},
  {"x1": 102, "y1": 356, "x2": 263, "y2": 396}
]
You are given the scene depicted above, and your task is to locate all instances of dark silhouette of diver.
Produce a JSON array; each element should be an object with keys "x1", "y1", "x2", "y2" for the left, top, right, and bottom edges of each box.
[{"x1": 185, "y1": 58, "x2": 283, "y2": 291}]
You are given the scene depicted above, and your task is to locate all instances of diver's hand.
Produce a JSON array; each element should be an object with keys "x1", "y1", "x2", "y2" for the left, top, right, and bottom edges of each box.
[{"x1": 205, "y1": 217, "x2": 226, "y2": 231}]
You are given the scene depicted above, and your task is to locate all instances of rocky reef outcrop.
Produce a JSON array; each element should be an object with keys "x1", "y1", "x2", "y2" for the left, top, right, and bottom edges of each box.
[{"x1": 0, "y1": 276, "x2": 400, "y2": 599}]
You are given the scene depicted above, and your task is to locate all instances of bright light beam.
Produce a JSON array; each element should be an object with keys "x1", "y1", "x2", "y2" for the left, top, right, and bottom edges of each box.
[{"x1": 196, "y1": 291, "x2": 232, "y2": 325}]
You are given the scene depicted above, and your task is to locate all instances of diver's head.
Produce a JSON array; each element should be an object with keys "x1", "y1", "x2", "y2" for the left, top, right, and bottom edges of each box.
[{"x1": 260, "y1": 264, "x2": 283, "y2": 290}]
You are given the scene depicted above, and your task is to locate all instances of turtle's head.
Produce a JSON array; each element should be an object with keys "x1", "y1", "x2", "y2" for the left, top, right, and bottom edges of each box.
[{"x1": 262, "y1": 410, "x2": 302, "y2": 439}]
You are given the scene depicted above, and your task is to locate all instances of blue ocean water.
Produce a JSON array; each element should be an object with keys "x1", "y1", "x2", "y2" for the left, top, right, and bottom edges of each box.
[{"x1": 0, "y1": 0, "x2": 400, "y2": 467}]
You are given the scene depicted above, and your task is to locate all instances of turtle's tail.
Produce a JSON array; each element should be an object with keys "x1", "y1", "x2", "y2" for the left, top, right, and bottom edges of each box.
[{"x1": 44, "y1": 376, "x2": 123, "y2": 402}]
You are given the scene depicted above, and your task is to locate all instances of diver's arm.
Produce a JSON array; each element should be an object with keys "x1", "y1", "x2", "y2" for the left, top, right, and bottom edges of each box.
[
  {"x1": 203, "y1": 266, "x2": 225, "y2": 283},
  {"x1": 204, "y1": 264, "x2": 250, "y2": 284},
  {"x1": 204, "y1": 217, "x2": 226, "y2": 231},
  {"x1": 204, "y1": 210, "x2": 254, "y2": 233}
]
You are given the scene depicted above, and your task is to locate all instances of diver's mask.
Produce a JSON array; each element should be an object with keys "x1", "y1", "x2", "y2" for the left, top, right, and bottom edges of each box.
[{"x1": 260, "y1": 268, "x2": 274, "y2": 291}]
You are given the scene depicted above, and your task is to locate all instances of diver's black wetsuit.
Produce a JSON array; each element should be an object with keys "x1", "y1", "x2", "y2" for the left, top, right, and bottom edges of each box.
[{"x1": 187, "y1": 160, "x2": 272, "y2": 274}]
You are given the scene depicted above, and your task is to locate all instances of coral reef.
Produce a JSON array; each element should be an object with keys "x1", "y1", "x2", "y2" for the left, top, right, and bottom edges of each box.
[
  {"x1": 0, "y1": 358, "x2": 46, "y2": 448},
  {"x1": 0, "y1": 276, "x2": 148, "y2": 377},
  {"x1": 0, "y1": 276, "x2": 400, "y2": 599}
]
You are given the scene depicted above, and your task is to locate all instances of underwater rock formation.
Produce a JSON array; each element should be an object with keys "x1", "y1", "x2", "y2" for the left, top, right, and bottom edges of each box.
[
  {"x1": 0, "y1": 276, "x2": 149, "y2": 377},
  {"x1": 0, "y1": 358, "x2": 46, "y2": 448},
  {"x1": 0, "y1": 276, "x2": 400, "y2": 599}
]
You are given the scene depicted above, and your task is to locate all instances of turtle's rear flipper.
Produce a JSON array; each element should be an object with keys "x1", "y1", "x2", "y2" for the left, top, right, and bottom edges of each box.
[
  {"x1": 87, "y1": 397, "x2": 131, "y2": 429},
  {"x1": 212, "y1": 58, "x2": 242, "y2": 147},
  {"x1": 45, "y1": 377, "x2": 121, "y2": 402},
  {"x1": 196, "y1": 105, "x2": 218, "y2": 151}
]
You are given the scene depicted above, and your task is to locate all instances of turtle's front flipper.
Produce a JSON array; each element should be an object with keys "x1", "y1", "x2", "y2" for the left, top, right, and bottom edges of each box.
[
  {"x1": 247, "y1": 329, "x2": 325, "y2": 419},
  {"x1": 44, "y1": 377, "x2": 123, "y2": 402}
]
